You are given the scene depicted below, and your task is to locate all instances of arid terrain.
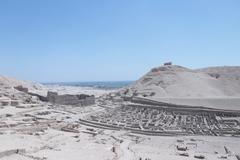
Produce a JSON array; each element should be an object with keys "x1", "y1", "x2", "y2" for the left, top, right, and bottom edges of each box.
[{"x1": 0, "y1": 64, "x2": 240, "y2": 160}]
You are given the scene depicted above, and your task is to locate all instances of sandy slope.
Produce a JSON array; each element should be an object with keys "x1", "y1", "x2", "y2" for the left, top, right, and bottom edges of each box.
[
  {"x1": 150, "y1": 97, "x2": 240, "y2": 110},
  {"x1": 0, "y1": 75, "x2": 44, "y2": 92},
  {"x1": 1, "y1": 73, "x2": 240, "y2": 160},
  {"x1": 127, "y1": 65, "x2": 240, "y2": 98}
]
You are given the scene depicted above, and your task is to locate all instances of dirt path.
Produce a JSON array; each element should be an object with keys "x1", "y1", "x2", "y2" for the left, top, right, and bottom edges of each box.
[{"x1": 118, "y1": 139, "x2": 136, "y2": 160}]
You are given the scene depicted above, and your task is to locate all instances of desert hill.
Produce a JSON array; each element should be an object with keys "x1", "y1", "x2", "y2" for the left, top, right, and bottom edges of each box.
[
  {"x1": 0, "y1": 75, "x2": 44, "y2": 91},
  {"x1": 0, "y1": 75, "x2": 45, "y2": 100},
  {"x1": 197, "y1": 66, "x2": 240, "y2": 86},
  {"x1": 125, "y1": 65, "x2": 240, "y2": 98}
]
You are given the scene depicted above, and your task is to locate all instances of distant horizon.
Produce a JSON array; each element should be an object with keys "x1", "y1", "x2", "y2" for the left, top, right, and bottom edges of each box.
[
  {"x1": 0, "y1": 0, "x2": 239, "y2": 82},
  {"x1": 41, "y1": 81, "x2": 134, "y2": 90},
  {"x1": 2, "y1": 63, "x2": 240, "y2": 83},
  {"x1": 38, "y1": 64, "x2": 240, "y2": 83},
  {"x1": 42, "y1": 80, "x2": 134, "y2": 84}
]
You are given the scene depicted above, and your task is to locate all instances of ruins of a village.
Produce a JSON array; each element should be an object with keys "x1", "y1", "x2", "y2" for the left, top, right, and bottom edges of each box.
[
  {"x1": 0, "y1": 64, "x2": 240, "y2": 160},
  {"x1": 1, "y1": 0, "x2": 239, "y2": 159}
]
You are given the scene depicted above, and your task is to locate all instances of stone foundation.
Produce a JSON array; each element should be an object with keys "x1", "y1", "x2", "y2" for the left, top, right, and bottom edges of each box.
[{"x1": 47, "y1": 91, "x2": 95, "y2": 106}]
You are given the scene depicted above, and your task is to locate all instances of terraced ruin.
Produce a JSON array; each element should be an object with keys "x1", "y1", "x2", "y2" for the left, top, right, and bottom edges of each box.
[{"x1": 80, "y1": 98, "x2": 240, "y2": 137}]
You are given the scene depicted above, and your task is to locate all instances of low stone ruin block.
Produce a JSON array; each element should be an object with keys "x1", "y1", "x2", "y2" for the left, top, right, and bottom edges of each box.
[
  {"x1": 0, "y1": 149, "x2": 26, "y2": 158},
  {"x1": 14, "y1": 85, "x2": 29, "y2": 93}
]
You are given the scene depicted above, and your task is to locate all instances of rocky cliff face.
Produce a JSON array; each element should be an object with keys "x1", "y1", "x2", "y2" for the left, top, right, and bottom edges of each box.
[{"x1": 123, "y1": 65, "x2": 240, "y2": 98}]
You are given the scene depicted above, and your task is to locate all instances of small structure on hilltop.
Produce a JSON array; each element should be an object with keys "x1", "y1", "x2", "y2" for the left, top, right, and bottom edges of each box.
[
  {"x1": 47, "y1": 91, "x2": 95, "y2": 106},
  {"x1": 163, "y1": 62, "x2": 172, "y2": 66}
]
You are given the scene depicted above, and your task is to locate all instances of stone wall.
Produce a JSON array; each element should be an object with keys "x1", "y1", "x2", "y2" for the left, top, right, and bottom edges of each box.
[
  {"x1": 0, "y1": 149, "x2": 26, "y2": 158},
  {"x1": 13, "y1": 85, "x2": 95, "y2": 106},
  {"x1": 47, "y1": 91, "x2": 95, "y2": 106},
  {"x1": 14, "y1": 85, "x2": 28, "y2": 93},
  {"x1": 123, "y1": 96, "x2": 240, "y2": 116}
]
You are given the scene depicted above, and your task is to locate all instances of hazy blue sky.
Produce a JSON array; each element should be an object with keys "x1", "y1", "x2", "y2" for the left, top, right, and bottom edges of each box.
[{"x1": 0, "y1": 0, "x2": 239, "y2": 82}]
